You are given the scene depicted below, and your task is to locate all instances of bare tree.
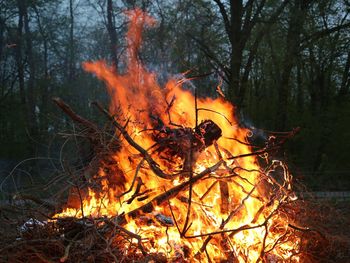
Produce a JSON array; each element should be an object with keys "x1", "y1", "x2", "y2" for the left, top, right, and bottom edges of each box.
[{"x1": 210, "y1": 0, "x2": 290, "y2": 108}]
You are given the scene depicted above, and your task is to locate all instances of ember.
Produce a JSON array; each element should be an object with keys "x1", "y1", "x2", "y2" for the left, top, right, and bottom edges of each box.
[{"x1": 52, "y1": 9, "x2": 303, "y2": 262}]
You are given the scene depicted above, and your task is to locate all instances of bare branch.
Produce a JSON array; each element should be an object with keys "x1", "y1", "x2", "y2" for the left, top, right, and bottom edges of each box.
[
  {"x1": 213, "y1": 0, "x2": 231, "y2": 39},
  {"x1": 92, "y1": 101, "x2": 178, "y2": 180},
  {"x1": 301, "y1": 22, "x2": 350, "y2": 47},
  {"x1": 116, "y1": 160, "x2": 224, "y2": 224},
  {"x1": 52, "y1": 97, "x2": 99, "y2": 132},
  {"x1": 241, "y1": 0, "x2": 290, "y2": 91}
]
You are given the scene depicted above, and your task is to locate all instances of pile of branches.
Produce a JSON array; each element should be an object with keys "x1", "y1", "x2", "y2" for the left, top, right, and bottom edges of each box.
[
  {"x1": 0, "y1": 202, "x2": 348, "y2": 262},
  {"x1": 287, "y1": 198, "x2": 350, "y2": 263},
  {"x1": 0, "y1": 98, "x2": 347, "y2": 262},
  {"x1": 0, "y1": 216, "x2": 167, "y2": 262}
]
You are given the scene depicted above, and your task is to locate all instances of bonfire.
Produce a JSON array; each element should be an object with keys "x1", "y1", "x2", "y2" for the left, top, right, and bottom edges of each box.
[{"x1": 1, "y1": 9, "x2": 329, "y2": 263}]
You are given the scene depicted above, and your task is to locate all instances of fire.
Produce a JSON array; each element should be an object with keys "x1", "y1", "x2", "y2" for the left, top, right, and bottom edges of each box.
[{"x1": 55, "y1": 9, "x2": 301, "y2": 262}]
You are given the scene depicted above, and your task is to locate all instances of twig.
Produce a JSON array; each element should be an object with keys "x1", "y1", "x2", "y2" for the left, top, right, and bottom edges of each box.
[
  {"x1": 195, "y1": 184, "x2": 257, "y2": 258},
  {"x1": 59, "y1": 236, "x2": 75, "y2": 262},
  {"x1": 165, "y1": 95, "x2": 183, "y2": 128},
  {"x1": 105, "y1": 219, "x2": 147, "y2": 256},
  {"x1": 257, "y1": 224, "x2": 269, "y2": 262},
  {"x1": 116, "y1": 160, "x2": 224, "y2": 224},
  {"x1": 92, "y1": 101, "x2": 176, "y2": 180},
  {"x1": 214, "y1": 142, "x2": 229, "y2": 213},
  {"x1": 195, "y1": 88, "x2": 198, "y2": 127},
  {"x1": 181, "y1": 135, "x2": 194, "y2": 236},
  {"x1": 197, "y1": 108, "x2": 232, "y2": 125},
  {"x1": 125, "y1": 177, "x2": 144, "y2": 204},
  {"x1": 288, "y1": 223, "x2": 326, "y2": 239},
  {"x1": 75, "y1": 184, "x2": 85, "y2": 220},
  {"x1": 117, "y1": 159, "x2": 145, "y2": 198},
  {"x1": 227, "y1": 148, "x2": 269, "y2": 160},
  {"x1": 199, "y1": 181, "x2": 218, "y2": 201}
]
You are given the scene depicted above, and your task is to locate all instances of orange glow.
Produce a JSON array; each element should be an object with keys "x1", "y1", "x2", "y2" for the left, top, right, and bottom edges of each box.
[{"x1": 55, "y1": 9, "x2": 300, "y2": 262}]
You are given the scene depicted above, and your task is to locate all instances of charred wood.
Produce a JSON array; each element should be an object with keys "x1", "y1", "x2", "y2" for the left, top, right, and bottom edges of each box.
[{"x1": 153, "y1": 119, "x2": 222, "y2": 175}]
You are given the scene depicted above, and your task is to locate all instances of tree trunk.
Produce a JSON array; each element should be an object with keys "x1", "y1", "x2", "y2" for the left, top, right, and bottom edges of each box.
[
  {"x1": 33, "y1": 4, "x2": 50, "y2": 134},
  {"x1": 15, "y1": 0, "x2": 26, "y2": 105},
  {"x1": 275, "y1": 0, "x2": 307, "y2": 131},
  {"x1": 23, "y1": 0, "x2": 37, "y2": 139},
  {"x1": 296, "y1": 59, "x2": 303, "y2": 113},
  {"x1": 0, "y1": 17, "x2": 4, "y2": 66},
  {"x1": 212, "y1": 0, "x2": 289, "y2": 110},
  {"x1": 228, "y1": 0, "x2": 243, "y2": 106},
  {"x1": 228, "y1": 48, "x2": 243, "y2": 106},
  {"x1": 338, "y1": 50, "x2": 350, "y2": 99},
  {"x1": 107, "y1": 0, "x2": 118, "y2": 71},
  {"x1": 40, "y1": 38, "x2": 50, "y2": 133},
  {"x1": 68, "y1": 0, "x2": 75, "y2": 80}
]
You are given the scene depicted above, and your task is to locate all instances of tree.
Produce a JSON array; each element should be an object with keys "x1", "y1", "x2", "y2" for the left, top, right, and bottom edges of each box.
[
  {"x1": 22, "y1": 0, "x2": 37, "y2": 139},
  {"x1": 275, "y1": 0, "x2": 312, "y2": 131},
  {"x1": 208, "y1": 0, "x2": 290, "y2": 109},
  {"x1": 107, "y1": 0, "x2": 119, "y2": 71}
]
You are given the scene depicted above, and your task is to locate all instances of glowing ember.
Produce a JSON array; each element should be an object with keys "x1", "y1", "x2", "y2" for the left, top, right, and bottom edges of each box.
[{"x1": 55, "y1": 9, "x2": 301, "y2": 262}]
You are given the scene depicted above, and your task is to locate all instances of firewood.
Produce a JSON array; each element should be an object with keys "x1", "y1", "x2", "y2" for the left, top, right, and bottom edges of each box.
[
  {"x1": 213, "y1": 142, "x2": 230, "y2": 214},
  {"x1": 92, "y1": 101, "x2": 176, "y2": 180},
  {"x1": 115, "y1": 160, "x2": 224, "y2": 225},
  {"x1": 153, "y1": 119, "x2": 222, "y2": 154},
  {"x1": 154, "y1": 119, "x2": 222, "y2": 175},
  {"x1": 93, "y1": 101, "x2": 223, "y2": 181},
  {"x1": 219, "y1": 181, "x2": 229, "y2": 214}
]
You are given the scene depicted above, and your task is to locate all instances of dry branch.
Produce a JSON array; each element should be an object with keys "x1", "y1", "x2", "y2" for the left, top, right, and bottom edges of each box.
[
  {"x1": 13, "y1": 194, "x2": 56, "y2": 210},
  {"x1": 116, "y1": 160, "x2": 224, "y2": 224},
  {"x1": 46, "y1": 98, "x2": 321, "y2": 262},
  {"x1": 52, "y1": 97, "x2": 99, "y2": 132},
  {"x1": 92, "y1": 101, "x2": 177, "y2": 180}
]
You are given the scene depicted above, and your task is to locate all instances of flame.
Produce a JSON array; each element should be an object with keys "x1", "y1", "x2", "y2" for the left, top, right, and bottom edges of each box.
[{"x1": 55, "y1": 9, "x2": 301, "y2": 262}]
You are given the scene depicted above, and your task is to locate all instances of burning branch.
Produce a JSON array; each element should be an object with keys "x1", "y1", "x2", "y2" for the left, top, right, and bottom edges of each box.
[
  {"x1": 92, "y1": 101, "x2": 177, "y2": 180},
  {"x1": 49, "y1": 94, "x2": 307, "y2": 262},
  {"x1": 116, "y1": 160, "x2": 224, "y2": 224},
  {"x1": 0, "y1": 8, "x2": 337, "y2": 263}
]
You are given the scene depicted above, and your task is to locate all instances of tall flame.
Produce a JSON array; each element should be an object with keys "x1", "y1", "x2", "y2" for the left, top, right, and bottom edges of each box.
[{"x1": 56, "y1": 9, "x2": 300, "y2": 262}]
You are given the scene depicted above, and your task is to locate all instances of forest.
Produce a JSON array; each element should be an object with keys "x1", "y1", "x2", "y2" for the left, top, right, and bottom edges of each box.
[{"x1": 0, "y1": 0, "x2": 349, "y2": 192}]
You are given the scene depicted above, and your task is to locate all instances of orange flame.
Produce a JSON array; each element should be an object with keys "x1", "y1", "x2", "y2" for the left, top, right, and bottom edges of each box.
[{"x1": 56, "y1": 9, "x2": 301, "y2": 262}]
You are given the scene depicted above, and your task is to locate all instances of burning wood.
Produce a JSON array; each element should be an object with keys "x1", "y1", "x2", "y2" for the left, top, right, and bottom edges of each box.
[
  {"x1": 153, "y1": 119, "x2": 222, "y2": 176},
  {"x1": 47, "y1": 9, "x2": 307, "y2": 262},
  {"x1": 0, "y1": 9, "x2": 328, "y2": 263}
]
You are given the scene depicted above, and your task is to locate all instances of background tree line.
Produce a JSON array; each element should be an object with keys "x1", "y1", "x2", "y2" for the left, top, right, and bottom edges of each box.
[{"x1": 0, "y1": 0, "x2": 349, "y2": 190}]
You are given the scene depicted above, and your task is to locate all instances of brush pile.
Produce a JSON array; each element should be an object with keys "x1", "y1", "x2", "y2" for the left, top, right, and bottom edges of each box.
[{"x1": 0, "y1": 98, "x2": 338, "y2": 263}]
